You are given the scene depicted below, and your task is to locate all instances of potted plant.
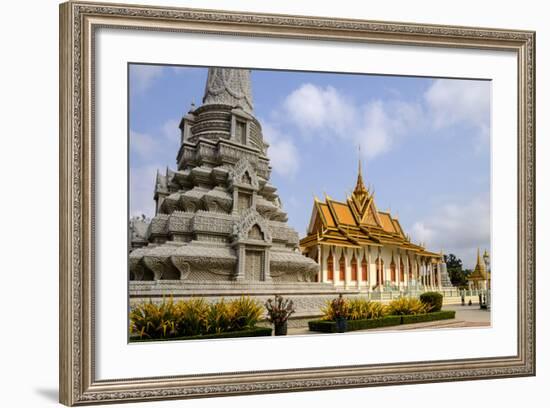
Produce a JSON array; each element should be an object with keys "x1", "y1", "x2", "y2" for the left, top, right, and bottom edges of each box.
[
  {"x1": 265, "y1": 295, "x2": 295, "y2": 335},
  {"x1": 332, "y1": 294, "x2": 348, "y2": 333}
]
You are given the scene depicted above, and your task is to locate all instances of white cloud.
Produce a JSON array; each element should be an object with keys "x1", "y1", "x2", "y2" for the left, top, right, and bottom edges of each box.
[
  {"x1": 280, "y1": 84, "x2": 422, "y2": 160},
  {"x1": 410, "y1": 193, "x2": 490, "y2": 268},
  {"x1": 161, "y1": 119, "x2": 180, "y2": 141},
  {"x1": 171, "y1": 66, "x2": 192, "y2": 74},
  {"x1": 131, "y1": 65, "x2": 164, "y2": 93},
  {"x1": 130, "y1": 118, "x2": 180, "y2": 157},
  {"x1": 283, "y1": 83, "x2": 354, "y2": 135},
  {"x1": 278, "y1": 79, "x2": 489, "y2": 161},
  {"x1": 424, "y1": 79, "x2": 491, "y2": 131},
  {"x1": 129, "y1": 164, "x2": 164, "y2": 218},
  {"x1": 262, "y1": 121, "x2": 300, "y2": 178},
  {"x1": 357, "y1": 101, "x2": 392, "y2": 158},
  {"x1": 129, "y1": 118, "x2": 181, "y2": 218},
  {"x1": 130, "y1": 130, "x2": 159, "y2": 158}
]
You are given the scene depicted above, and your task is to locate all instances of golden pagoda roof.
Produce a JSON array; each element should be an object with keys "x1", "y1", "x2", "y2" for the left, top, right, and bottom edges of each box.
[
  {"x1": 469, "y1": 248, "x2": 489, "y2": 281},
  {"x1": 300, "y1": 160, "x2": 442, "y2": 259}
]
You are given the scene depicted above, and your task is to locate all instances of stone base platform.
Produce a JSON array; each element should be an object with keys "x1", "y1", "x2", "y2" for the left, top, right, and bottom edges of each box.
[
  {"x1": 129, "y1": 282, "x2": 475, "y2": 328},
  {"x1": 130, "y1": 280, "x2": 363, "y2": 325}
]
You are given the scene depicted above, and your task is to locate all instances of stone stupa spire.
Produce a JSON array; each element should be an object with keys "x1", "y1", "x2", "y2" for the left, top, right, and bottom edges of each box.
[{"x1": 202, "y1": 68, "x2": 254, "y2": 114}]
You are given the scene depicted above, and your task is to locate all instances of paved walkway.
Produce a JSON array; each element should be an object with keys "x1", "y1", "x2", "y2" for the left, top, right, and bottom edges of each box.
[{"x1": 286, "y1": 304, "x2": 490, "y2": 336}]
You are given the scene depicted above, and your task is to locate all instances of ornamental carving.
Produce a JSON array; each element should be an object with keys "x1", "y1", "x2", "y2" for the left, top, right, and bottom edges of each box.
[
  {"x1": 232, "y1": 208, "x2": 272, "y2": 243},
  {"x1": 229, "y1": 157, "x2": 259, "y2": 190},
  {"x1": 203, "y1": 68, "x2": 254, "y2": 113}
]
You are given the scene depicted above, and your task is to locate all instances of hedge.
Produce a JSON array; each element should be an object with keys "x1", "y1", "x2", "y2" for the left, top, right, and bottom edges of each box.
[
  {"x1": 129, "y1": 327, "x2": 273, "y2": 342},
  {"x1": 400, "y1": 310, "x2": 455, "y2": 325},
  {"x1": 309, "y1": 315, "x2": 402, "y2": 333},
  {"x1": 309, "y1": 310, "x2": 456, "y2": 333}
]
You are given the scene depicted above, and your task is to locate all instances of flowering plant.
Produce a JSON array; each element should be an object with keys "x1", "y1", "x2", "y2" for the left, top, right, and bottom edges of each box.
[
  {"x1": 331, "y1": 294, "x2": 349, "y2": 319},
  {"x1": 265, "y1": 295, "x2": 295, "y2": 325}
]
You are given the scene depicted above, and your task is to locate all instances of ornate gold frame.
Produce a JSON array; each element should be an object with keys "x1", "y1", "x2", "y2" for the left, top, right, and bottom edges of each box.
[{"x1": 59, "y1": 1, "x2": 536, "y2": 405}]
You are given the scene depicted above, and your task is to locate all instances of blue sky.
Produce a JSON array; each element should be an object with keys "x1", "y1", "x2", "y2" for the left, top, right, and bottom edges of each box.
[{"x1": 129, "y1": 64, "x2": 491, "y2": 269}]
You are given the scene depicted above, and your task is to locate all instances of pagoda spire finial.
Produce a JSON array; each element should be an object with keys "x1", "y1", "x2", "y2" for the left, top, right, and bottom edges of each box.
[
  {"x1": 202, "y1": 68, "x2": 254, "y2": 113},
  {"x1": 353, "y1": 146, "x2": 368, "y2": 201}
]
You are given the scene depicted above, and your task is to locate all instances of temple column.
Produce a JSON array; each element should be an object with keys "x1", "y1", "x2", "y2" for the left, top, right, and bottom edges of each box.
[
  {"x1": 317, "y1": 244, "x2": 323, "y2": 282},
  {"x1": 333, "y1": 247, "x2": 340, "y2": 286},
  {"x1": 235, "y1": 244, "x2": 246, "y2": 281},
  {"x1": 263, "y1": 249, "x2": 272, "y2": 282},
  {"x1": 395, "y1": 250, "x2": 401, "y2": 290},
  {"x1": 365, "y1": 247, "x2": 370, "y2": 289},
  {"x1": 426, "y1": 260, "x2": 430, "y2": 288},
  {"x1": 404, "y1": 252, "x2": 409, "y2": 289},
  {"x1": 383, "y1": 250, "x2": 389, "y2": 289},
  {"x1": 395, "y1": 252, "x2": 400, "y2": 289},
  {"x1": 368, "y1": 246, "x2": 375, "y2": 290},
  {"x1": 356, "y1": 249, "x2": 362, "y2": 288},
  {"x1": 412, "y1": 257, "x2": 417, "y2": 289},
  {"x1": 320, "y1": 245, "x2": 328, "y2": 283},
  {"x1": 377, "y1": 248, "x2": 383, "y2": 292},
  {"x1": 437, "y1": 262, "x2": 442, "y2": 289},
  {"x1": 344, "y1": 248, "x2": 351, "y2": 289},
  {"x1": 417, "y1": 259, "x2": 421, "y2": 289}
]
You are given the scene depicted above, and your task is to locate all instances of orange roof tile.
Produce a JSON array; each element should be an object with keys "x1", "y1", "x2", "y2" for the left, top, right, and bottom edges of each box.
[
  {"x1": 331, "y1": 201, "x2": 356, "y2": 226},
  {"x1": 319, "y1": 203, "x2": 335, "y2": 227},
  {"x1": 378, "y1": 212, "x2": 396, "y2": 233}
]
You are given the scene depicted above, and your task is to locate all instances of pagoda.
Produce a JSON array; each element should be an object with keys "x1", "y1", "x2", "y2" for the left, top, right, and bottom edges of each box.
[
  {"x1": 300, "y1": 160, "x2": 453, "y2": 291},
  {"x1": 468, "y1": 249, "x2": 490, "y2": 290},
  {"x1": 129, "y1": 68, "x2": 320, "y2": 288}
]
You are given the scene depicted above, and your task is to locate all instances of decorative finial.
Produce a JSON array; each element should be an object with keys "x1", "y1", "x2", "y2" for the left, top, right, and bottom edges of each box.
[{"x1": 352, "y1": 147, "x2": 368, "y2": 206}]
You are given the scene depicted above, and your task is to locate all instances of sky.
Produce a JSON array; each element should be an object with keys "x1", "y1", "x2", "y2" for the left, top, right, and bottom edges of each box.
[{"x1": 129, "y1": 64, "x2": 491, "y2": 269}]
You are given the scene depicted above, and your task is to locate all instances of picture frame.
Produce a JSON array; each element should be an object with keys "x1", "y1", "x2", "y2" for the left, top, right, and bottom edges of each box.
[{"x1": 59, "y1": 1, "x2": 536, "y2": 405}]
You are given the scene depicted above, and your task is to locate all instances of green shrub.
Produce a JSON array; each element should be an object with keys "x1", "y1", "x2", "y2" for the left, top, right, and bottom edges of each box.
[
  {"x1": 129, "y1": 296, "x2": 264, "y2": 340},
  {"x1": 309, "y1": 315, "x2": 402, "y2": 333},
  {"x1": 401, "y1": 310, "x2": 455, "y2": 324},
  {"x1": 386, "y1": 297, "x2": 428, "y2": 315},
  {"x1": 348, "y1": 298, "x2": 387, "y2": 320},
  {"x1": 419, "y1": 292, "x2": 444, "y2": 312},
  {"x1": 129, "y1": 298, "x2": 179, "y2": 339},
  {"x1": 206, "y1": 299, "x2": 232, "y2": 334},
  {"x1": 321, "y1": 295, "x2": 350, "y2": 320},
  {"x1": 130, "y1": 327, "x2": 273, "y2": 342},
  {"x1": 175, "y1": 297, "x2": 209, "y2": 336},
  {"x1": 309, "y1": 311, "x2": 456, "y2": 333},
  {"x1": 227, "y1": 296, "x2": 263, "y2": 331}
]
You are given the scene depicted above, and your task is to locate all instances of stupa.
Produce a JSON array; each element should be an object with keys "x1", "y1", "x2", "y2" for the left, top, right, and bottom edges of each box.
[{"x1": 129, "y1": 68, "x2": 332, "y2": 312}]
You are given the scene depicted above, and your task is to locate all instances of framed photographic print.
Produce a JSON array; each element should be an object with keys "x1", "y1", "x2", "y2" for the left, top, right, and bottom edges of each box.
[{"x1": 59, "y1": 1, "x2": 535, "y2": 405}]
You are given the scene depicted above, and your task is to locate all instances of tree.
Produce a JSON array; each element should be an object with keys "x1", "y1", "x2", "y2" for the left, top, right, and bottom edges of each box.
[{"x1": 444, "y1": 253, "x2": 469, "y2": 288}]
